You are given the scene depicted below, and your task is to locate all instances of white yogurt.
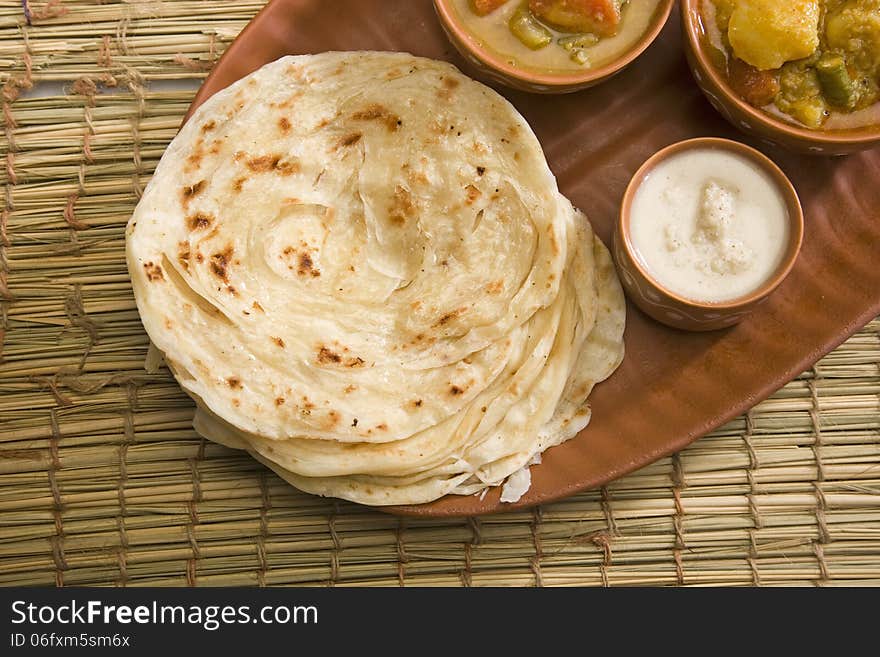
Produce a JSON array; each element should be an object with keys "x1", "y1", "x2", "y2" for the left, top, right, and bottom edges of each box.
[{"x1": 629, "y1": 147, "x2": 790, "y2": 303}]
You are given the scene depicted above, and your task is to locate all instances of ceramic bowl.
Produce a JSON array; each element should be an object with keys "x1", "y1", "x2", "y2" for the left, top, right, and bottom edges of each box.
[
  {"x1": 433, "y1": 0, "x2": 674, "y2": 94},
  {"x1": 614, "y1": 137, "x2": 804, "y2": 332},
  {"x1": 681, "y1": 0, "x2": 880, "y2": 155}
]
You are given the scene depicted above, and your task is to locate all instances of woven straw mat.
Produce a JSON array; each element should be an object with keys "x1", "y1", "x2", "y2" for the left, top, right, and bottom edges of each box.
[{"x1": 1, "y1": 0, "x2": 879, "y2": 587}]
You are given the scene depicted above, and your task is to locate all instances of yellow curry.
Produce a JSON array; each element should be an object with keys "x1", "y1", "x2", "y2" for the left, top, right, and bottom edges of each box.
[
  {"x1": 704, "y1": 0, "x2": 880, "y2": 129},
  {"x1": 454, "y1": 0, "x2": 664, "y2": 72}
]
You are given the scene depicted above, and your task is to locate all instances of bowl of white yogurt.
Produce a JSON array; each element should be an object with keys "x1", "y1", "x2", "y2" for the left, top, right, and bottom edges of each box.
[{"x1": 614, "y1": 137, "x2": 804, "y2": 331}]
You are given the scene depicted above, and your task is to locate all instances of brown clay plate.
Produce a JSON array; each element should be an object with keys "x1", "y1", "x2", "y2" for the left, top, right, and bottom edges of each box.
[{"x1": 186, "y1": 0, "x2": 880, "y2": 517}]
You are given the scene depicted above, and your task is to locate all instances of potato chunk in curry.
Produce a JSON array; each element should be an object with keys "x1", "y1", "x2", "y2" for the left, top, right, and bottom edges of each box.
[{"x1": 728, "y1": 0, "x2": 820, "y2": 70}]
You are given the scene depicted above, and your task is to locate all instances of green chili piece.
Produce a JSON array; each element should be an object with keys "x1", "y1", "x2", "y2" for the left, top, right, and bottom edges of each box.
[
  {"x1": 816, "y1": 54, "x2": 859, "y2": 110},
  {"x1": 558, "y1": 34, "x2": 598, "y2": 66},
  {"x1": 509, "y1": 4, "x2": 552, "y2": 50},
  {"x1": 568, "y1": 48, "x2": 590, "y2": 65},
  {"x1": 558, "y1": 34, "x2": 600, "y2": 51}
]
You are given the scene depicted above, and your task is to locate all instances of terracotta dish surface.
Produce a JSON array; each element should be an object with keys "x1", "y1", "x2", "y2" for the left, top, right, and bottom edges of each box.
[
  {"x1": 615, "y1": 137, "x2": 804, "y2": 331},
  {"x1": 433, "y1": 0, "x2": 674, "y2": 93},
  {"x1": 186, "y1": 0, "x2": 880, "y2": 517},
  {"x1": 681, "y1": 0, "x2": 880, "y2": 155}
]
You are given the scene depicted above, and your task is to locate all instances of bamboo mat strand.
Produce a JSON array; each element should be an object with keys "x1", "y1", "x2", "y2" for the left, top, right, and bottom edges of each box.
[{"x1": 1, "y1": 0, "x2": 879, "y2": 587}]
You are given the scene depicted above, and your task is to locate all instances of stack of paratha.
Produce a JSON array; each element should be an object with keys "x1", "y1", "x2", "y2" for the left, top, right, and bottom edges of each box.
[{"x1": 126, "y1": 52, "x2": 625, "y2": 506}]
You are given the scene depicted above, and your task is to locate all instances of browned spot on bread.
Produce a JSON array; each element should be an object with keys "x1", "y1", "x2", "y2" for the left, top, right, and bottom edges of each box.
[
  {"x1": 232, "y1": 177, "x2": 247, "y2": 193},
  {"x1": 185, "y1": 141, "x2": 205, "y2": 172},
  {"x1": 549, "y1": 230, "x2": 560, "y2": 256},
  {"x1": 195, "y1": 252, "x2": 204, "y2": 264},
  {"x1": 574, "y1": 383, "x2": 591, "y2": 398},
  {"x1": 227, "y1": 377, "x2": 242, "y2": 389},
  {"x1": 476, "y1": 166, "x2": 486, "y2": 176},
  {"x1": 324, "y1": 410, "x2": 341, "y2": 429},
  {"x1": 406, "y1": 169, "x2": 430, "y2": 186},
  {"x1": 297, "y1": 252, "x2": 320, "y2": 277},
  {"x1": 143, "y1": 262, "x2": 164, "y2": 282},
  {"x1": 232, "y1": 399, "x2": 240, "y2": 407},
  {"x1": 449, "y1": 385, "x2": 464, "y2": 396},
  {"x1": 317, "y1": 345, "x2": 364, "y2": 368},
  {"x1": 351, "y1": 103, "x2": 401, "y2": 132},
  {"x1": 188, "y1": 212, "x2": 213, "y2": 231},
  {"x1": 410, "y1": 399, "x2": 423, "y2": 409},
  {"x1": 481, "y1": 406, "x2": 487, "y2": 412},
  {"x1": 336, "y1": 132, "x2": 362, "y2": 149},
  {"x1": 317, "y1": 346, "x2": 342, "y2": 365},
  {"x1": 181, "y1": 180, "x2": 206, "y2": 206},
  {"x1": 344, "y1": 384, "x2": 357, "y2": 394},
  {"x1": 201, "y1": 120, "x2": 216, "y2": 133},
  {"x1": 434, "y1": 307, "x2": 466, "y2": 327},
  {"x1": 210, "y1": 142, "x2": 221, "y2": 155},
  {"x1": 486, "y1": 280, "x2": 503, "y2": 295},
  {"x1": 178, "y1": 242, "x2": 191, "y2": 271},
  {"x1": 375, "y1": 423, "x2": 388, "y2": 431},
  {"x1": 389, "y1": 185, "x2": 415, "y2": 225},
  {"x1": 275, "y1": 160, "x2": 299, "y2": 176},
  {"x1": 465, "y1": 184, "x2": 481, "y2": 205},
  {"x1": 186, "y1": 153, "x2": 202, "y2": 170},
  {"x1": 164, "y1": 318, "x2": 172, "y2": 329},
  {"x1": 252, "y1": 301, "x2": 264, "y2": 313},
  {"x1": 210, "y1": 245, "x2": 234, "y2": 283},
  {"x1": 239, "y1": 152, "x2": 300, "y2": 176},
  {"x1": 351, "y1": 418, "x2": 359, "y2": 427},
  {"x1": 437, "y1": 75, "x2": 461, "y2": 100},
  {"x1": 278, "y1": 117, "x2": 291, "y2": 134},
  {"x1": 278, "y1": 98, "x2": 294, "y2": 109},
  {"x1": 275, "y1": 397, "x2": 285, "y2": 406},
  {"x1": 227, "y1": 285, "x2": 238, "y2": 296},
  {"x1": 271, "y1": 336, "x2": 285, "y2": 348}
]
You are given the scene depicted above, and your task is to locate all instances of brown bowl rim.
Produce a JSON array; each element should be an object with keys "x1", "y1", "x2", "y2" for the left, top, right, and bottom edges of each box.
[
  {"x1": 680, "y1": 0, "x2": 880, "y2": 146},
  {"x1": 433, "y1": 0, "x2": 675, "y2": 88},
  {"x1": 618, "y1": 137, "x2": 804, "y2": 311}
]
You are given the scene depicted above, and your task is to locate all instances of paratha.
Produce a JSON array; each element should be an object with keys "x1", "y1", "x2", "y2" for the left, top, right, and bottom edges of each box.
[{"x1": 127, "y1": 52, "x2": 625, "y2": 506}]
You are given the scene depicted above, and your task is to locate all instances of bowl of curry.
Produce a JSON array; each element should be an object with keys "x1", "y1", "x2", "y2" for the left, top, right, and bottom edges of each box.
[
  {"x1": 434, "y1": 0, "x2": 675, "y2": 93},
  {"x1": 683, "y1": 0, "x2": 880, "y2": 155}
]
